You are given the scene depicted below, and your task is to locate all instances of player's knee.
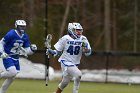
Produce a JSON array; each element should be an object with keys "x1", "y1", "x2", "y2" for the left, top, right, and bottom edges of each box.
[
  {"x1": 9, "y1": 69, "x2": 18, "y2": 78},
  {"x1": 9, "y1": 70, "x2": 18, "y2": 77},
  {"x1": 75, "y1": 71, "x2": 82, "y2": 79},
  {"x1": 58, "y1": 80, "x2": 69, "y2": 90},
  {"x1": 7, "y1": 66, "x2": 18, "y2": 77}
]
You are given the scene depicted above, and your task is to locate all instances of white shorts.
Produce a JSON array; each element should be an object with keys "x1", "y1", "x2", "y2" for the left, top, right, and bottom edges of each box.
[{"x1": 60, "y1": 62, "x2": 82, "y2": 78}]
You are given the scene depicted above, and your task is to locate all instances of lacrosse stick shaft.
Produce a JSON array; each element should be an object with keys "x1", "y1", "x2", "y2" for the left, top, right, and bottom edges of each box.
[
  {"x1": 45, "y1": 54, "x2": 50, "y2": 86},
  {"x1": 45, "y1": 34, "x2": 52, "y2": 86}
]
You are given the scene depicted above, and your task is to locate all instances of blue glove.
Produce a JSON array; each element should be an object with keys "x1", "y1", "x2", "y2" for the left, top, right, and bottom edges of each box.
[{"x1": 46, "y1": 49, "x2": 57, "y2": 56}]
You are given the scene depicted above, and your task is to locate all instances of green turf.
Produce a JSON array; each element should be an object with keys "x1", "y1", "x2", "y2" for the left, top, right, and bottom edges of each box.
[{"x1": 0, "y1": 79, "x2": 140, "y2": 93}]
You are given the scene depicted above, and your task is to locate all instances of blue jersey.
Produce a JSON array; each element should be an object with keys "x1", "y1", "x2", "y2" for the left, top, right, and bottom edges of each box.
[{"x1": 3, "y1": 29, "x2": 30, "y2": 59}]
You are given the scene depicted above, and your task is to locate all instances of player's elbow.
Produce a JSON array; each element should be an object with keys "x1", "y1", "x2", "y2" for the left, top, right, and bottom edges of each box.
[{"x1": 84, "y1": 49, "x2": 93, "y2": 56}]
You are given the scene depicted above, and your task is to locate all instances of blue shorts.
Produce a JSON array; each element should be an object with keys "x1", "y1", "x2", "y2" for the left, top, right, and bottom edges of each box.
[{"x1": 3, "y1": 58, "x2": 20, "y2": 71}]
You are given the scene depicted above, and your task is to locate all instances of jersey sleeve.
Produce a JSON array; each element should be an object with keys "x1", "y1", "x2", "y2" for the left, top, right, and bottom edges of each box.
[
  {"x1": 23, "y1": 34, "x2": 30, "y2": 48},
  {"x1": 3, "y1": 31, "x2": 12, "y2": 43},
  {"x1": 0, "y1": 39, "x2": 5, "y2": 52},
  {"x1": 54, "y1": 36, "x2": 66, "y2": 51}
]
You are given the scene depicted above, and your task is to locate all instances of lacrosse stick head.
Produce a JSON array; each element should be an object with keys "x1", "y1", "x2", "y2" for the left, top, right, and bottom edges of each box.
[{"x1": 45, "y1": 34, "x2": 52, "y2": 49}]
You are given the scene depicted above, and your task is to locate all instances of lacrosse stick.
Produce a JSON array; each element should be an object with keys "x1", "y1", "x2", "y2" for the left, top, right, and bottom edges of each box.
[{"x1": 44, "y1": 34, "x2": 52, "y2": 86}]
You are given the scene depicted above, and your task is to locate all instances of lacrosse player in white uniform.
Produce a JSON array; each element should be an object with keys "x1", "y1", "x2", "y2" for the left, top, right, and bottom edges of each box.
[
  {"x1": 47, "y1": 22, "x2": 93, "y2": 93},
  {"x1": 0, "y1": 20, "x2": 37, "y2": 93}
]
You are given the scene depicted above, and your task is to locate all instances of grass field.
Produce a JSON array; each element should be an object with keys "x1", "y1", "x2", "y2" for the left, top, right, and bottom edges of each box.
[{"x1": 0, "y1": 79, "x2": 140, "y2": 93}]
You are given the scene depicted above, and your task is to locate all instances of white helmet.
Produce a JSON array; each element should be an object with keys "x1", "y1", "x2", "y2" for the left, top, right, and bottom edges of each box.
[
  {"x1": 15, "y1": 20, "x2": 26, "y2": 27},
  {"x1": 68, "y1": 22, "x2": 83, "y2": 38},
  {"x1": 15, "y1": 20, "x2": 26, "y2": 34}
]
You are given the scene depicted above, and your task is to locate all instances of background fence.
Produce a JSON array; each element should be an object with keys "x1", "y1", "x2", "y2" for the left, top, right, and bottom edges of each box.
[
  {"x1": 32, "y1": 50, "x2": 140, "y2": 69},
  {"x1": 28, "y1": 50, "x2": 140, "y2": 83}
]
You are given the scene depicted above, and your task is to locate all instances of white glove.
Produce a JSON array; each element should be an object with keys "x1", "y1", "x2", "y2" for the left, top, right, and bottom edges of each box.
[
  {"x1": 0, "y1": 52, "x2": 8, "y2": 58},
  {"x1": 31, "y1": 44, "x2": 37, "y2": 51},
  {"x1": 19, "y1": 47, "x2": 28, "y2": 57}
]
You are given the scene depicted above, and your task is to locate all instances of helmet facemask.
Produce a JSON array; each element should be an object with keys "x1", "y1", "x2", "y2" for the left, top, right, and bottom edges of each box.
[
  {"x1": 17, "y1": 25, "x2": 26, "y2": 34},
  {"x1": 73, "y1": 29, "x2": 83, "y2": 38}
]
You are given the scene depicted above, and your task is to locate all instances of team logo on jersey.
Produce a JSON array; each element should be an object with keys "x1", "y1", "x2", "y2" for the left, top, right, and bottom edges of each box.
[
  {"x1": 14, "y1": 40, "x2": 24, "y2": 47},
  {"x1": 67, "y1": 41, "x2": 82, "y2": 45}
]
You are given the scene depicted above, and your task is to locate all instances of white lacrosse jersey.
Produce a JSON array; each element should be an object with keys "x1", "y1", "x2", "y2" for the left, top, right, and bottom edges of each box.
[{"x1": 54, "y1": 35, "x2": 91, "y2": 66}]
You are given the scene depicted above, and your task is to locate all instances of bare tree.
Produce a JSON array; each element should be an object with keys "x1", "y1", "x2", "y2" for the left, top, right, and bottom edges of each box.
[
  {"x1": 81, "y1": 0, "x2": 86, "y2": 30},
  {"x1": 134, "y1": 0, "x2": 138, "y2": 52},
  {"x1": 59, "y1": 0, "x2": 71, "y2": 38},
  {"x1": 112, "y1": 0, "x2": 117, "y2": 51},
  {"x1": 21, "y1": 0, "x2": 35, "y2": 27},
  {"x1": 104, "y1": 0, "x2": 111, "y2": 51},
  {"x1": 21, "y1": 0, "x2": 26, "y2": 18},
  {"x1": 28, "y1": 0, "x2": 34, "y2": 27}
]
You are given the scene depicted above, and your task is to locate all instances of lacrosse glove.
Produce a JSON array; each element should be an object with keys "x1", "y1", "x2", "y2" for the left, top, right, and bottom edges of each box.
[
  {"x1": 30, "y1": 44, "x2": 37, "y2": 52},
  {"x1": 46, "y1": 49, "x2": 58, "y2": 56},
  {"x1": 0, "y1": 52, "x2": 8, "y2": 58},
  {"x1": 82, "y1": 37, "x2": 88, "y2": 49}
]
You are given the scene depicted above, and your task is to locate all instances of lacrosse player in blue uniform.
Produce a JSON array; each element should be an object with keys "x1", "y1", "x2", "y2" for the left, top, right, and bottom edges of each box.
[
  {"x1": 0, "y1": 20, "x2": 37, "y2": 93},
  {"x1": 47, "y1": 22, "x2": 93, "y2": 93}
]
